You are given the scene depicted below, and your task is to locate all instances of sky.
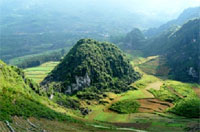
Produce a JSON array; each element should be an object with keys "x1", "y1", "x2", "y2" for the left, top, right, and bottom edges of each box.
[
  {"x1": 107, "y1": 0, "x2": 200, "y2": 19},
  {"x1": 0, "y1": 0, "x2": 199, "y2": 25}
]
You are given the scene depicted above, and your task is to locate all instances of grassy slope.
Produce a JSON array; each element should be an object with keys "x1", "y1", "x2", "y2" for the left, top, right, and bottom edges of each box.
[
  {"x1": 0, "y1": 60, "x2": 77, "y2": 122},
  {"x1": 24, "y1": 62, "x2": 59, "y2": 83}
]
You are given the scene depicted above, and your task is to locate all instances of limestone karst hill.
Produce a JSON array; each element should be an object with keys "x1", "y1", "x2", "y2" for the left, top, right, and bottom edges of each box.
[{"x1": 41, "y1": 39, "x2": 141, "y2": 95}]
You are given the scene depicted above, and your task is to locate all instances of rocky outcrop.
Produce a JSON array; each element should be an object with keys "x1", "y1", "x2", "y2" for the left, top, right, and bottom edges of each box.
[
  {"x1": 65, "y1": 73, "x2": 91, "y2": 94},
  {"x1": 188, "y1": 67, "x2": 198, "y2": 78}
]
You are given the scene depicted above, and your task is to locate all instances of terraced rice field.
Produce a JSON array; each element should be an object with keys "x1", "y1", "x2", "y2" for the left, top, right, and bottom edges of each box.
[{"x1": 24, "y1": 62, "x2": 59, "y2": 83}]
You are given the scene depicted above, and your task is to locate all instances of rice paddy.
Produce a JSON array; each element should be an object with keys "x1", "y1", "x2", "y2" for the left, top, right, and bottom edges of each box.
[{"x1": 24, "y1": 61, "x2": 59, "y2": 83}]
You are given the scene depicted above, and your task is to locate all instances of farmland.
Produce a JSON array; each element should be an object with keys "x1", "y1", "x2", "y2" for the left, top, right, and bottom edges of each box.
[{"x1": 24, "y1": 62, "x2": 59, "y2": 83}]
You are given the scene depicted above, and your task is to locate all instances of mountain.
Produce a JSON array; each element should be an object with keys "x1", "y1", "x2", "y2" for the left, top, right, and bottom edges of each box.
[
  {"x1": 41, "y1": 39, "x2": 141, "y2": 95},
  {"x1": 166, "y1": 19, "x2": 200, "y2": 82},
  {"x1": 0, "y1": 60, "x2": 74, "y2": 121},
  {"x1": 144, "y1": 6, "x2": 200, "y2": 38},
  {"x1": 121, "y1": 17, "x2": 200, "y2": 83},
  {"x1": 120, "y1": 28, "x2": 146, "y2": 50},
  {"x1": 143, "y1": 19, "x2": 200, "y2": 83}
]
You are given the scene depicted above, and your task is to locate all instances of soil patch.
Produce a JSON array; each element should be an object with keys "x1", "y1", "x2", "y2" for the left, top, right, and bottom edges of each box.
[
  {"x1": 193, "y1": 87, "x2": 200, "y2": 97},
  {"x1": 145, "y1": 81, "x2": 163, "y2": 90},
  {"x1": 137, "y1": 98, "x2": 173, "y2": 113}
]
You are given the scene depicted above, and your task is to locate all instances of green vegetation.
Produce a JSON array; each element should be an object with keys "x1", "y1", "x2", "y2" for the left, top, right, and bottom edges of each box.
[
  {"x1": 0, "y1": 60, "x2": 76, "y2": 122},
  {"x1": 120, "y1": 28, "x2": 146, "y2": 50},
  {"x1": 52, "y1": 93, "x2": 80, "y2": 110},
  {"x1": 1, "y1": 32, "x2": 76, "y2": 64},
  {"x1": 149, "y1": 80, "x2": 200, "y2": 118},
  {"x1": 109, "y1": 100, "x2": 140, "y2": 114},
  {"x1": 24, "y1": 61, "x2": 59, "y2": 83},
  {"x1": 170, "y1": 97, "x2": 200, "y2": 118},
  {"x1": 138, "y1": 56, "x2": 170, "y2": 76},
  {"x1": 42, "y1": 39, "x2": 141, "y2": 95},
  {"x1": 131, "y1": 74, "x2": 160, "y2": 89},
  {"x1": 166, "y1": 19, "x2": 200, "y2": 82},
  {"x1": 0, "y1": 93, "x2": 75, "y2": 122},
  {"x1": 119, "y1": 17, "x2": 200, "y2": 83},
  {"x1": 144, "y1": 19, "x2": 200, "y2": 83},
  {"x1": 149, "y1": 80, "x2": 198, "y2": 102},
  {"x1": 9, "y1": 49, "x2": 67, "y2": 68}
]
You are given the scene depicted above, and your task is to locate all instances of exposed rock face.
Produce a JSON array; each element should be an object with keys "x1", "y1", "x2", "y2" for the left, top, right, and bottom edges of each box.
[
  {"x1": 188, "y1": 67, "x2": 198, "y2": 78},
  {"x1": 50, "y1": 94, "x2": 54, "y2": 99},
  {"x1": 65, "y1": 73, "x2": 91, "y2": 94}
]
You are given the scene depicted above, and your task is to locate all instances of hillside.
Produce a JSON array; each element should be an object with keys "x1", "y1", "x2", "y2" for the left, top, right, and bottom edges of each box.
[
  {"x1": 41, "y1": 39, "x2": 141, "y2": 95},
  {"x1": 166, "y1": 19, "x2": 200, "y2": 82},
  {"x1": 0, "y1": 60, "x2": 75, "y2": 122},
  {"x1": 120, "y1": 28, "x2": 146, "y2": 50},
  {"x1": 122, "y1": 18, "x2": 200, "y2": 83},
  {"x1": 144, "y1": 19, "x2": 200, "y2": 83}
]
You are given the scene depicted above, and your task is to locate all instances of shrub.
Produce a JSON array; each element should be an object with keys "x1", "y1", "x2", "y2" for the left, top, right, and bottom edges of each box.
[
  {"x1": 169, "y1": 97, "x2": 200, "y2": 118},
  {"x1": 0, "y1": 93, "x2": 77, "y2": 122},
  {"x1": 109, "y1": 99, "x2": 140, "y2": 114}
]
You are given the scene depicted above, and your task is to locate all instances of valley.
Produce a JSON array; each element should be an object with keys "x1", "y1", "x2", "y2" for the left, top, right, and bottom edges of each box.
[
  {"x1": 0, "y1": 1, "x2": 199, "y2": 132},
  {"x1": 20, "y1": 53, "x2": 200, "y2": 132}
]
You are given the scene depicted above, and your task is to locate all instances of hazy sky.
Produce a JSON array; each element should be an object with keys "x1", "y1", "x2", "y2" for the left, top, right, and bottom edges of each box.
[
  {"x1": 1, "y1": 0, "x2": 199, "y2": 23},
  {"x1": 107, "y1": 0, "x2": 200, "y2": 19}
]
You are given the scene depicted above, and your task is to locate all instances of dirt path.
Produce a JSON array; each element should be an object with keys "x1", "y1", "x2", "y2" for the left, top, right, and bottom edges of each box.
[
  {"x1": 141, "y1": 81, "x2": 163, "y2": 98},
  {"x1": 193, "y1": 87, "x2": 200, "y2": 97},
  {"x1": 145, "y1": 81, "x2": 163, "y2": 90}
]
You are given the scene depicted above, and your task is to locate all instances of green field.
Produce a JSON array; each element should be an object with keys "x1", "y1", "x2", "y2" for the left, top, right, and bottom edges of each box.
[{"x1": 24, "y1": 62, "x2": 59, "y2": 83}]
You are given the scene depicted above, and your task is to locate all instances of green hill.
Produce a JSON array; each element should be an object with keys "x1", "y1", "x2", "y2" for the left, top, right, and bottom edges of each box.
[
  {"x1": 144, "y1": 19, "x2": 200, "y2": 82},
  {"x1": 121, "y1": 28, "x2": 146, "y2": 50},
  {"x1": 122, "y1": 18, "x2": 200, "y2": 83},
  {"x1": 41, "y1": 39, "x2": 141, "y2": 95},
  {"x1": 0, "y1": 60, "x2": 75, "y2": 122}
]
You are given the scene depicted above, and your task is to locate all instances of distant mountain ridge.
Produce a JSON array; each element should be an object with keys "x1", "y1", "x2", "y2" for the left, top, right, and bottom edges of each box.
[
  {"x1": 144, "y1": 6, "x2": 200, "y2": 38},
  {"x1": 166, "y1": 19, "x2": 200, "y2": 82},
  {"x1": 143, "y1": 18, "x2": 200, "y2": 83},
  {"x1": 121, "y1": 16, "x2": 200, "y2": 83}
]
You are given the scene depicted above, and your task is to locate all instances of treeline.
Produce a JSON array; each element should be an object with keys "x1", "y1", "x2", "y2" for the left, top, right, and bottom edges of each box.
[{"x1": 9, "y1": 49, "x2": 68, "y2": 69}]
